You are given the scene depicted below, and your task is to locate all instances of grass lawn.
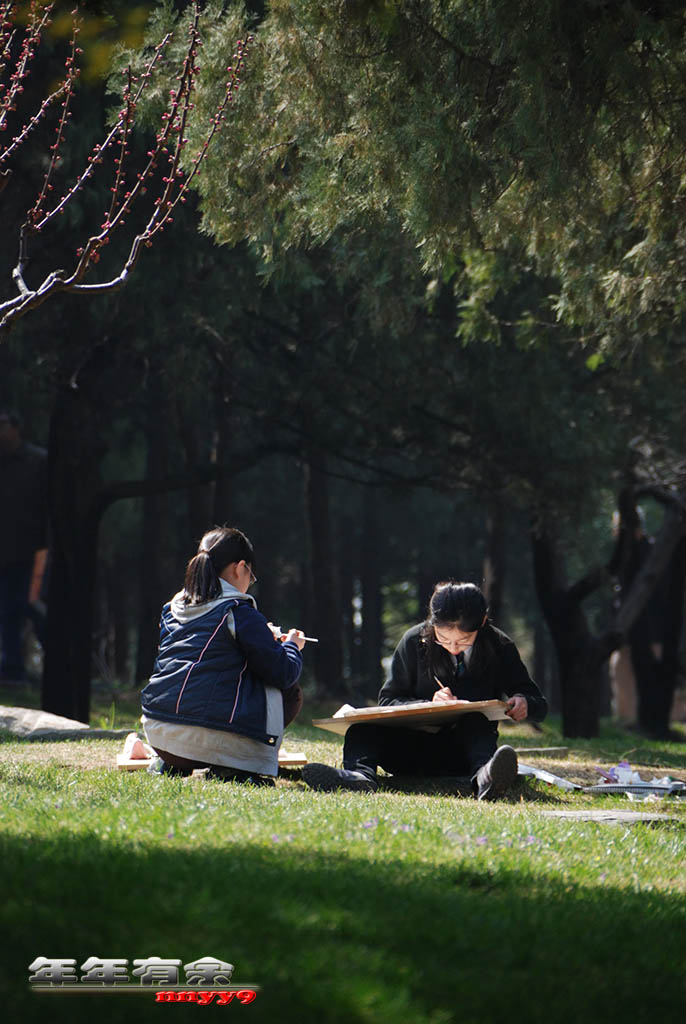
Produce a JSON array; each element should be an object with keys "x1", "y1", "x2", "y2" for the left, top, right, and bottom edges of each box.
[{"x1": 1, "y1": 686, "x2": 685, "y2": 1024}]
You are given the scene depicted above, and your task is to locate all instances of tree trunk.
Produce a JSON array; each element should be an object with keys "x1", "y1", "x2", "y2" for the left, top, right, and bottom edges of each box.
[
  {"x1": 41, "y1": 390, "x2": 103, "y2": 723},
  {"x1": 610, "y1": 494, "x2": 686, "y2": 736},
  {"x1": 416, "y1": 562, "x2": 434, "y2": 622},
  {"x1": 135, "y1": 392, "x2": 172, "y2": 686},
  {"x1": 304, "y1": 454, "x2": 343, "y2": 695},
  {"x1": 659, "y1": 536, "x2": 686, "y2": 731},
  {"x1": 182, "y1": 425, "x2": 214, "y2": 544},
  {"x1": 482, "y1": 500, "x2": 505, "y2": 625},
  {"x1": 531, "y1": 492, "x2": 686, "y2": 739},
  {"x1": 360, "y1": 488, "x2": 383, "y2": 700},
  {"x1": 531, "y1": 527, "x2": 604, "y2": 737},
  {"x1": 253, "y1": 528, "x2": 279, "y2": 626},
  {"x1": 338, "y1": 513, "x2": 358, "y2": 680},
  {"x1": 109, "y1": 565, "x2": 130, "y2": 684},
  {"x1": 212, "y1": 394, "x2": 234, "y2": 524},
  {"x1": 534, "y1": 617, "x2": 559, "y2": 713}
]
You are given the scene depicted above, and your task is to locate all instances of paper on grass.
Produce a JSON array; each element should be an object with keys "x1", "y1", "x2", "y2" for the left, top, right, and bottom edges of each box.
[{"x1": 517, "y1": 763, "x2": 581, "y2": 791}]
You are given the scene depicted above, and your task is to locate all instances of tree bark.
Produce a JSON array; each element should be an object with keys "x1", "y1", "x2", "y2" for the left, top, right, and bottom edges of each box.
[
  {"x1": 109, "y1": 565, "x2": 130, "y2": 684},
  {"x1": 659, "y1": 536, "x2": 686, "y2": 731},
  {"x1": 338, "y1": 513, "x2": 358, "y2": 680},
  {"x1": 534, "y1": 617, "x2": 559, "y2": 713},
  {"x1": 609, "y1": 503, "x2": 686, "y2": 641},
  {"x1": 531, "y1": 526, "x2": 606, "y2": 737},
  {"x1": 360, "y1": 488, "x2": 384, "y2": 700},
  {"x1": 482, "y1": 500, "x2": 505, "y2": 625},
  {"x1": 532, "y1": 493, "x2": 686, "y2": 737},
  {"x1": 304, "y1": 453, "x2": 343, "y2": 695},
  {"x1": 41, "y1": 385, "x2": 103, "y2": 722},
  {"x1": 606, "y1": 490, "x2": 686, "y2": 735},
  {"x1": 135, "y1": 389, "x2": 172, "y2": 687},
  {"x1": 212, "y1": 391, "x2": 234, "y2": 524}
]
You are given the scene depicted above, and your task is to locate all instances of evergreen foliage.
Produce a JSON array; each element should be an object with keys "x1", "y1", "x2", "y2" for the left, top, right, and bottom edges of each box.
[{"x1": 190, "y1": 0, "x2": 686, "y2": 354}]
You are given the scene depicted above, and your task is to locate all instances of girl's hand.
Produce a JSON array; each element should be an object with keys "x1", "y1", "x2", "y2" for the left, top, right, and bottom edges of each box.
[
  {"x1": 505, "y1": 695, "x2": 528, "y2": 721},
  {"x1": 284, "y1": 628, "x2": 306, "y2": 651},
  {"x1": 432, "y1": 685, "x2": 456, "y2": 704}
]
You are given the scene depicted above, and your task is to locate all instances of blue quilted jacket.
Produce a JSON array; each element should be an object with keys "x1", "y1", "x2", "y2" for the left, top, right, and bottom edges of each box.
[{"x1": 142, "y1": 581, "x2": 302, "y2": 747}]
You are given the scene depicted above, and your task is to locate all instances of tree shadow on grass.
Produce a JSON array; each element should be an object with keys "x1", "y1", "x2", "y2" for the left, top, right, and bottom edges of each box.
[{"x1": 3, "y1": 831, "x2": 685, "y2": 1024}]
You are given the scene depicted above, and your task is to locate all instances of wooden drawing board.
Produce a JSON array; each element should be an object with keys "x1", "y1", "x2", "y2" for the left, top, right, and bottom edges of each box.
[{"x1": 312, "y1": 699, "x2": 509, "y2": 736}]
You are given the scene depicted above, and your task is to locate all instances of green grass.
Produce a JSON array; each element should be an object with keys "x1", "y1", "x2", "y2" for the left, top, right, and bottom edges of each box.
[{"x1": 1, "y1": 694, "x2": 686, "y2": 1024}]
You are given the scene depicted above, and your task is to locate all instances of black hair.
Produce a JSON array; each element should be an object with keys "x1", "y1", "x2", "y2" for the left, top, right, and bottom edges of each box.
[
  {"x1": 421, "y1": 581, "x2": 494, "y2": 681},
  {"x1": 428, "y1": 581, "x2": 487, "y2": 631},
  {"x1": 183, "y1": 526, "x2": 254, "y2": 606}
]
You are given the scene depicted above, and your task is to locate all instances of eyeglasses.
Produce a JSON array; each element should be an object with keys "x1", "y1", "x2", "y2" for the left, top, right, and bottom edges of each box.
[
  {"x1": 248, "y1": 565, "x2": 257, "y2": 586},
  {"x1": 433, "y1": 629, "x2": 475, "y2": 647}
]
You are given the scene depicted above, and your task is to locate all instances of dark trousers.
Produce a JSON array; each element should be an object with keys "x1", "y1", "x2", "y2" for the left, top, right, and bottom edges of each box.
[
  {"x1": 153, "y1": 684, "x2": 304, "y2": 771},
  {"x1": 0, "y1": 560, "x2": 33, "y2": 680},
  {"x1": 343, "y1": 713, "x2": 499, "y2": 782}
]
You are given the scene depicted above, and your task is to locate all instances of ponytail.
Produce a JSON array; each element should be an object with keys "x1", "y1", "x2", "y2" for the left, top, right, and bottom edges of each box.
[
  {"x1": 183, "y1": 550, "x2": 221, "y2": 605},
  {"x1": 183, "y1": 526, "x2": 254, "y2": 605}
]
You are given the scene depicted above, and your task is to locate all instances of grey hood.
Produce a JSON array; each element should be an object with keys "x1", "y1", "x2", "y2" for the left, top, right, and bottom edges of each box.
[{"x1": 170, "y1": 579, "x2": 256, "y2": 623}]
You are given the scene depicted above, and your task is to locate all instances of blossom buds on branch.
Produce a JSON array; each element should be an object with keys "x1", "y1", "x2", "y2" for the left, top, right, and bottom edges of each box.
[{"x1": 1, "y1": 1, "x2": 252, "y2": 333}]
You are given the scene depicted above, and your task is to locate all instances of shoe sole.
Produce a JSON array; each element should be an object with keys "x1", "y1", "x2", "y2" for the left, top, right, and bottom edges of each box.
[
  {"x1": 478, "y1": 745, "x2": 518, "y2": 801},
  {"x1": 302, "y1": 763, "x2": 376, "y2": 793}
]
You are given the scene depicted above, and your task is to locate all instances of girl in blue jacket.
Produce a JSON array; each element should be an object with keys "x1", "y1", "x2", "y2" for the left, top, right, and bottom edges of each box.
[{"x1": 141, "y1": 526, "x2": 305, "y2": 783}]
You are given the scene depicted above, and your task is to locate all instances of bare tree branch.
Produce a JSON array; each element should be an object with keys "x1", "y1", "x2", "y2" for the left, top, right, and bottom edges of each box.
[{"x1": 0, "y1": 2, "x2": 252, "y2": 334}]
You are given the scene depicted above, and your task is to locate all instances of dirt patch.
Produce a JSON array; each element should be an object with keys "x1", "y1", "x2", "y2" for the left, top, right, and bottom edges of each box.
[
  {"x1": 519, "y1": 757, "x2": 686, "y2": 787},
  {"x1": 0, "y1": 738, "x2": 123, "y2": 771}
]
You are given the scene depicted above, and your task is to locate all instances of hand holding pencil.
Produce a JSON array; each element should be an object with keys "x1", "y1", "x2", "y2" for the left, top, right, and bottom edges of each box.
[
  {"x1": 268, "y1": 623, "x2": 319, "y2": 649},
  {"x1": 432, "y1": 675, "x2": 470, "y2": 706}
]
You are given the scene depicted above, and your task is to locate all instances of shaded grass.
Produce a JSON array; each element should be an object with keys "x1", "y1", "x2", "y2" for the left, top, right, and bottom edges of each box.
[{"x1": 5, "y1": 824, "x2": 686, "y2": 1024}]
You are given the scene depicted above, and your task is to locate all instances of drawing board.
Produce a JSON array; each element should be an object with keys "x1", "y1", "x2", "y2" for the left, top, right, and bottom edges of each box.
[{"x1": 312, "y1": 699, "x2": 509, "y2": 736}]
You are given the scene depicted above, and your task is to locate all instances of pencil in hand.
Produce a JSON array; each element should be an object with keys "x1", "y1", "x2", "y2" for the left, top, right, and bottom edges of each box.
[{"x1": 271, "y1": 625, "x2": 318, "y2": 643}]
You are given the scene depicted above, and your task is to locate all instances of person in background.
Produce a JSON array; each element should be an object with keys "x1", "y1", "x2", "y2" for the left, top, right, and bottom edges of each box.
[
  {"x1": 141, "y1": 526, "x2": 306, "y2": 784},
  {"x1": 303, "y1": 581, "x2": 547, "y2": 798},
  {"x1": 0, "y1": 409, "x2": 48, "y2": 685}
]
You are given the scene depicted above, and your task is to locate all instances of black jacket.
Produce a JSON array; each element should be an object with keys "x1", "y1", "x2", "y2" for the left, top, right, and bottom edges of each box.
[{"x1": 378, "y1": 622, "x2": 548, "y2": 722}]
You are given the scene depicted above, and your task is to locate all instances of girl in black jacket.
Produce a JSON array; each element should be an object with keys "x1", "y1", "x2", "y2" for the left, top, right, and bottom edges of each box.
[{"x1": 303, "y1": 582, "x2": 547, "y2": 799}]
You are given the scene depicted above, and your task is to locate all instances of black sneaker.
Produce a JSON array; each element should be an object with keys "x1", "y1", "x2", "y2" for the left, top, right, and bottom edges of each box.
[
  {"x1": 147, "y1": 757, "x2": 192, "y2": 778},
  {"x1": 301, "y1": 763, "x2": 378, "y2": 793},
  {"x1": 475, "y1": 745, "x2": 518, "y2": 801}
]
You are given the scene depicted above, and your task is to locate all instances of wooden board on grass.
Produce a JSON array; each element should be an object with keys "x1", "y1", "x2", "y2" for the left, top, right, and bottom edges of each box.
[
  {"x1": 117, "y1": 754, "x2": 155, "y2": 771},
  {"x1": 277, "y1": 750, "x2": 308, "y2": 768},
  {"x1": 312, "y1": 699, "x2": 509, "y2": 736},
  {"x1": 116, "y1": 749, "x2": 308, "y2": 771}
]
